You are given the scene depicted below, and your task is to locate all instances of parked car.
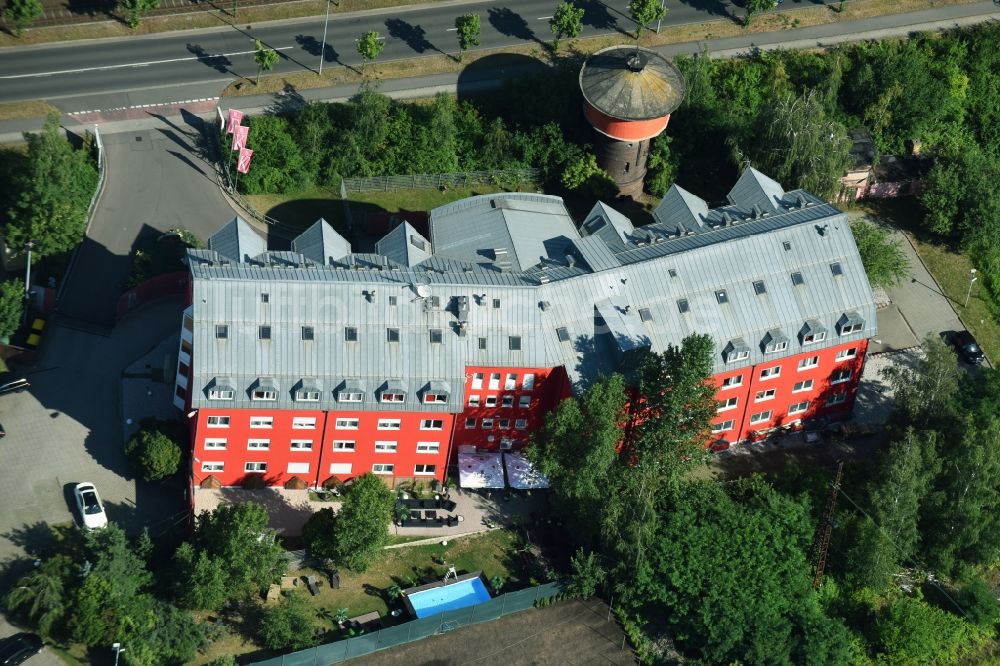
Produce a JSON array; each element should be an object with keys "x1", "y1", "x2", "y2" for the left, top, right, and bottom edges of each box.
[
  {"x1": 0, "y1": 633, "x2": 43, "y2": 665},
  {"x1": 73, "y1": 482, "x2": 108, "y2": 530},
  {"x1": 948, "y1": 330, "x2": 985, "y2": 365}
]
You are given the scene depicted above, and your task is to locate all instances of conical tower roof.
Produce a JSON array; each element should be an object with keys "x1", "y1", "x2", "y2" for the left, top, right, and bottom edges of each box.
[{"x1": 579, "y1": 46, "x2": 685, "y2": 121}]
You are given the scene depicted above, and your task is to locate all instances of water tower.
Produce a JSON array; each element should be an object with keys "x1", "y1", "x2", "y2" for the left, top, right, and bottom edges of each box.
[{"x1": 579, "y1": 46, "x2": 685, "y2": 198}]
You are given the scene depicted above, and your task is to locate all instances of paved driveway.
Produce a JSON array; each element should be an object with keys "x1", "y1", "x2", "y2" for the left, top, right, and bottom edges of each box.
[{"x1": 57, "y1": 111, "x2": 236, "y2": 327}]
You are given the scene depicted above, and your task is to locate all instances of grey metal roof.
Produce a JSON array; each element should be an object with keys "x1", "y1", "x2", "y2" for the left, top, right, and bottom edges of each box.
[
  {"x1": 208, "y1": 217, "x2": 267, "y2": 263},
  {"x1": 582, "y1": 201, "x2": 634, "y2": 249},
  {"x1": 187, "y1": 169, "x2": 877, "y2": 409},
  {"x1": 291, "y1": 218, "x2": 351, "y2": 265},
  {"x1": 579, "y1": 46, "x2": 686, "y2": 120},
  {"x1": 727, "y1": 167, "x2": 786, "y2": 213},
  {"x1": 652, "y1": 184, "x2": 710, "y2": 232},
  {"x1": 375, "y1": 221, "x2": 432, "y2": 267}
]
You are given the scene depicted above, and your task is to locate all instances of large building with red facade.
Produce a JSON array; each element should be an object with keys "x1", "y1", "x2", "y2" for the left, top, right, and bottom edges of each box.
[{"x1": 174, "y1": 167, "x2": 876, "y2": 490}]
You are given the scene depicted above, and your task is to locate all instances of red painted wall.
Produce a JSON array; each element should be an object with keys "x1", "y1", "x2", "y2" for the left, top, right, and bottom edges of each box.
[
  {"x1": 583, "y1": 103, "x2": 670, "y2": 141},
  {"x1": 709, "y1": 339, "x2": 868, "y2": 442},
  {"x1": 450, "y1": 366, "x2": 567, "y2": 455}
]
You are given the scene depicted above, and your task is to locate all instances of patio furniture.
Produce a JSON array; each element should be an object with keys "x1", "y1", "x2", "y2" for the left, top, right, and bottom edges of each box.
[
  {"x1": 436, "y1": 514, "x2": 445, "y2": 525},
  {"x1": 410, "y1": 510, "x2": 421, "y2": 521},
  {"x1": 441, "y1": 500, "x2": 457, "y2": 512},
  {"x1": 425, "y1": 510, "x2": 437, "y2": 521},
  {"x1": 446, "y1": 515, "x2": 457, "y2": 527}
]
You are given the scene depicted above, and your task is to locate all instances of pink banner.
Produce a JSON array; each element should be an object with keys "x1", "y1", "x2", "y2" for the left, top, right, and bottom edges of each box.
[
  {"x1": 237, "y1": 148, "x2": 253, "y2": 174},
  {"x1": 231, "y1": 124, "x2": 248, "y2": 152},
  {"x1": 226, "y1": 109, "x2": 243, "y2": 134}
]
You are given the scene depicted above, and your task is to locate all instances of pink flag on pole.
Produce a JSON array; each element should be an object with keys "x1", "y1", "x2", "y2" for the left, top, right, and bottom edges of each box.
[
  {"x1": 226, "y1": 109, "x2": 243, "y2": 134},
  {"x1": 237, "y1": 148, "x2": 253, "y2": 174},
  {"x1": 231, "y1": 125, "x2": 249, "y2": 152}
]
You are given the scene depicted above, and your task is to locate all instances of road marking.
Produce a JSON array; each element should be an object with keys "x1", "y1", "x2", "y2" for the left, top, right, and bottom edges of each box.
[
  {"x1": 537, "y1": 16, "x2": 553, "y2": 20},
  {"x1": 67, "y1": 96, "x2": 220, "y2": 116},
  {"x1": 0, "y1": 47, "x2": 294, "y2": 80},
  {"x1": 446, "y1": 27, "x2": 458, "y2": 31}
]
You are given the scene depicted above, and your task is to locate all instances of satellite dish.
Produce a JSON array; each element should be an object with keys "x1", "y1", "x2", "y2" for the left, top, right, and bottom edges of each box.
[{"x1": 415, "y1": 284, "x2": 431, "y2": 299}]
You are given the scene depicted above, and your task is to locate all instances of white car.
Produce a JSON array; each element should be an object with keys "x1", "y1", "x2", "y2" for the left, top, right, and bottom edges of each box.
[{"x1": 74, "y1": 482, "x2": 108, "y2": 530}]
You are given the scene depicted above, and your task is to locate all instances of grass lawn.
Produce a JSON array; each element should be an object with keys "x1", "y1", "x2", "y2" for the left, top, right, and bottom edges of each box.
[
  {"x1": 857, "y1": 198, "x2": 1000, "y2": 363},
  {"x1": 193, "y1": 529, "x2": 518, "y2": 664}
]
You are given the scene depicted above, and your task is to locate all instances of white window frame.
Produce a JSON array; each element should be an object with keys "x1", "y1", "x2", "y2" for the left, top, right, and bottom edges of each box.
[
  {"x1": 798, "y1": 356, "x2": 819, "y2": 371},
  {"x1": 802, "y1": 332, "x2": 826, "y2": 345},
  {"x1": 749, "y1": 410, "x2": 772, "y2": 425},
  {"x1": 499, "y1": 419, "x2": 510, "y2": 429},
  {"x1": 329, "y1": 463, "x2": 352, "y2": 475},
  {"x1": 840, "y1": 323, "x2": 864, "y2": 336},
  {"x1": 381, "y1": 392, "x2": 405, "y2": 403},
  {"x1": 465, "y1": 418, "x2": 476, "y2": 429},
  {"x1": 414, "y1": 464, "x2": 436, "y2": 476},
  {"x1": 721, "y1": 375, "x2": 743, "y2": 389},
  {"x1": 727, "y1": 349, "x2": 750, "y2": 364},
  {"x1": 290, "y1": 440, "x2": 313, "y2": 451},
  {"x1": 522, "y1": 374, "x2": 535, "y2": 390},
  {"x1": 377, "y1": 419, "x2": 401, "y2": 430},
  {"x1": 338, "y1": 391, "x2": 364, "y2": 403},
  {"x1": 292, "y1": 416, "x2": 317, "y2": 429},
  {"x1": 423, "y1": 393, "x2": 448, "y2": 404},
  {"x1": 332, "y1": 440, "x2": 356, "y2": 452},
  {"x1": 518, "y1": 395, "x2": 531, "y2": 408},
  {"x1": 204, "y1": 438, "x2": 227, "y2": 450},
  {"x1": 208, "y1": 389, "x2": 234, "y2": 400},
  {"x1": 374, "y1": 441, "x2": 398, "y2": 452},
  {"x1": 287, "y1": 462, "x2": 310, "y2": 474},
  {"x1": 335, "y1": 418, "x2": 359, "y2": 430},
  {"x1": 831, "y1": 369, "x2": 852, "y2": 385},
  {"x1": 295, "y1": 390, "x2": 321, "y2": 402},
  {"x1": 836, "y1": 347, "x2": 858, "y2": 362},
  {"x1": 827, "y1": 392, "x2": 848, "y2": 406},
  {"x1": 754, "y1": 388, "x2": 776, "y2": 402},
  {"x1": 504, "y1": 374, "x2": 517, "y2": 390},
  {"x1": 420, "y1": 419, "x2": 444, "y2": 431},
  {"x1": 201, "y1": 461, "x2": 224, "y2": 472},
  {"x1": 711, "y1": 420, "x2": 735, "y2": 433},
  {"x1": 416, "y1": 442, "x2": 440, "y2": 454},
  {"x1": 788, "y1": 401, "x2": 810, "y2": 415},
  {"x1": 765, "y1": 341, "x2": 788, "y2": 354},
  {"x1": 471, "y1": 373, "x2": 484, "y2": 389},
  {"x1": 206, "y1": 415, "x2": 230, "y2": 428},
  {"x1": 514, "y1": 418, "x2": 528, "y2": 429},
  {"x1": 481, "y1": 418, "x2": 494, "y2": 429},
  {"x1": 468, "y1": 395, "x2": 481, "y2": 407},
  {"x1": 759, "y1": 366, "x2": 781, "y2": 380},
  {"x1": 501, "y1": 395, "x2": 514, "y2": 408},
  {"x1": 718, "y1": 396, "x2": 738, "y2": 412},
  {"x1": 247, "y1": 439, "x2": 270, "y2": 450},
  {"x1": 249, "y1": 416, "x2": 273, "y2": 429},
  {"x1": 792, "y1": 379, "x2": 814, "y2": 393},
  {"x1": 372, "y1": 463, "x2": 394, "y2": 475},
  {"x1": 485, "y1": 396, "x2": 498, "y2": 407},
  {"x1": 251, "y1": 389, "x2": 277, "y2": 401},
  {"x1": 489, "y1": 373, "x2": 501, "y2": 390},
  {"x1": 245, "y1": 462, "x2": 267, "y2": 473}
]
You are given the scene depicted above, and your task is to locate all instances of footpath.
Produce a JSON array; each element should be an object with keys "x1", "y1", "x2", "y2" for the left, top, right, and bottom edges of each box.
[{"x1": 2, "y1": 0, "x2": 999, "y2": 142}]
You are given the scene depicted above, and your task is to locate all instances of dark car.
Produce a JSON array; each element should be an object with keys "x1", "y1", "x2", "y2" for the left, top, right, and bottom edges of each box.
[
  {"x1": 0, "y1": 633, "x2": 43, "y2": 665},
  {"x1": 951, "y1": 330, "x2": 985, "y2": 365}
]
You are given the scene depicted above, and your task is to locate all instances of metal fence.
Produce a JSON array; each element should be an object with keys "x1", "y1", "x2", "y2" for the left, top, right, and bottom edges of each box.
[
  {"x1": 250, "y1": 581, "x2": 564, "y2": 665},
  {"x1": 341, "y1": 169, "x2": 542, "y2": 193}
]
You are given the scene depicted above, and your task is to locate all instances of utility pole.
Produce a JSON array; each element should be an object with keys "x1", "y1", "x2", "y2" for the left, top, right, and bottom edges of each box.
[
  {"x1": 811, "y1": 460, "x2": 843, "y2": 589},
  {"x1": 964, "y1": 268, "x2": 977, "y2": 307},
  {"x1": 319, "y1": 0, "x2": 333, "y2": 74},
  {"x1": 22, "y1": 240, "x2": 33, "y2": 325}
]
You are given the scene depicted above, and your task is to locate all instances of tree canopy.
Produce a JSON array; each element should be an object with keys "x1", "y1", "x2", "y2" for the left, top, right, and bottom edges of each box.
[
  {"x1": 549, "y1": 2, "x2": 584, "y2": 48},
  {"x1": 124, "y1": 418, "x2": 184, "y2": 482},
  {"x1": 454, "y1": 14, "x2": 480, "y2": 60},
  {"x1": 191, "y1": 501, "x2": 286, "y2": 598},
  {"x1": 850, "y1": 219, "x2": 910, "y2": 289}
]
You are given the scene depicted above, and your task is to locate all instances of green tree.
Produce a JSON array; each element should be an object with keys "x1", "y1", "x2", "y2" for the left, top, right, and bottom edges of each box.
[
  {"x1": 241, "y1": 115, "x2": 309, "y2": 194},
  {"x1": 875, "y1": 594, "x2": 973, "y2": 665},
  {"x1": 172, "y1": 542, "x2": 228, "y2": 611},
  {"x1": 117, "y1": 0, "x2": 159, "y2": 28},
  {"x1": 743, "y1": 0, "x2": 774, "y2": 26},
  {"x1": 549, "y1": 2, "x2": 584, "y2": 49},
  {"x1": 192, "y1": 502, "x2": 286, "y2": 598},
  {"x1": 627, "y1": 0, "x2": 665, "y2": 37},
  {"x1": 330, "y1": 473, "x2": 394, "y2": 571},
  {"x1": 565, "y1": 548, "x2": 606, "y2": 598},
  {"x1": 880, "y1": 334, "x2": 961, "y2": 429},
  {"x1": 844, "y1": 516, "x2": 899, "y2": 593},
  {"x1": 3, "y1": 0, "x2": 43, "y2": 36},
  {"x1": 645, "y1": 133, "x2": 676, "y2": 197},
  {"x1": 850, "y1": 219, "x2": 910, "y2": 289},
  {"x1": 253, "y1": 39, "x2": 279, "y2": 85},
  {"x1": 740, "y1": 88, "x2": 851, "y2": 199},
  {"x1": 5, "y1": 113, "x2": 98, "y2": 257},
  {"x1": 527, "y1": 374, "x2": 626, "y2": 548},
  {"x1": 5, "y1": 554, "x2": 73, "y2": 638},
  {"x1": 356, "y1": 30, "x2": 384, "y2": 74},
  {"x1": 560, "y1": 153, "x2": 615, "y2": 198},
  {"x1": 124, "y1": 419, "x2": 183, "y2": 482},
  {"x1": 258, "y1": 592, "x2": 315, "y2": 651},
  {"x1": 0, "y1": 278, "x2": 24, "y2": 339},
  {"x1": 117, "y1": 596, "x2": 205, "y2": 666},
  {"x1": 302, "y1": 507, "x2": 338, "y2": 561},
  {"x1": 454, "y1": 14, "x2": 480, "y2": 62}
]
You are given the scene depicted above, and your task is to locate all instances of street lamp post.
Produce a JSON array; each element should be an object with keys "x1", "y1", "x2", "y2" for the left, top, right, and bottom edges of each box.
[
  {"x1": 655, "y1": 0, "x2": 665, "y2": 33},
  {"x1": 22, "y1": 240, "x2": 33, "y2": 326},
  {"x1": 112, "y1": 643, "x2": 124, "y2": 666},
  {"x1": 319, "y1": 0, "x2": 332, "y2": 74},
  {"x1": 965, "y1": 268, "x2": 977, "y2": 307}
]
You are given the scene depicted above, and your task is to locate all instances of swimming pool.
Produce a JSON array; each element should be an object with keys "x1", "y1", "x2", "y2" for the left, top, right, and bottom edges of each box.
[{"x1": 403, "y1": 573, "x2": 492, "y2": 618}]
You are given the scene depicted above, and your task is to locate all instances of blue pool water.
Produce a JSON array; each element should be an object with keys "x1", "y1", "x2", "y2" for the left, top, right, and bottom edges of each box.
[{"x1": 406, "y1": 577, "x2": 492, "y2": 618}]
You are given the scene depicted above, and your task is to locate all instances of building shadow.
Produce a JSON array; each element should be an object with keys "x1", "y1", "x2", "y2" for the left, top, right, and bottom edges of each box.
[{"x1": 455, "y1": 53, "x2": 549, "y2": 103}]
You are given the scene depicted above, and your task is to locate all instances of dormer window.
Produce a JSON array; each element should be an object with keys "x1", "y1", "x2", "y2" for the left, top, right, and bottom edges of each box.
[
  {"x1": 800, "y1": 320, "x2": 827, "y2": 346},
  {"x1": 337, "y1": 380, "x2": 365, "y2": 403},
  {"x1": 208, "y1": 378, "x2": 235, "y2": 401},
  {"x1": 251, "y1": 388, "x2": 277, "y2": 401},
  {"x1": 295, "y1": 379, "x2": 321, "y2": 402},
  {"x1": 421, "y1": 381, "x2": 450, "y2": 405},
  {"x1": 837, "y1": 312, "x2": 865, "y2": 336},
  {"x1": 379, "y1": 380, "x2": 407, "y2": 403},
  {"x1": 762, "y1": 329, "x2": 789, "y2": 354},
  {"x1": 724, "y1": 338, "x2": 750, "y2": 364}
]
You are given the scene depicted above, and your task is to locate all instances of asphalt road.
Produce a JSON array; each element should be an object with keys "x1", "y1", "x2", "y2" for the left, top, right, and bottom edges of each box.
[{"x1": 0, "y1": 0, "x2": 831, "y2": 109}]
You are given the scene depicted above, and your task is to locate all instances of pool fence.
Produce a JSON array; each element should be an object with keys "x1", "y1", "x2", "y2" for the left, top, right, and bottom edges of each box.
[{"x1": 249, "y1": 581, "x2": 564, "y2": 665}]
